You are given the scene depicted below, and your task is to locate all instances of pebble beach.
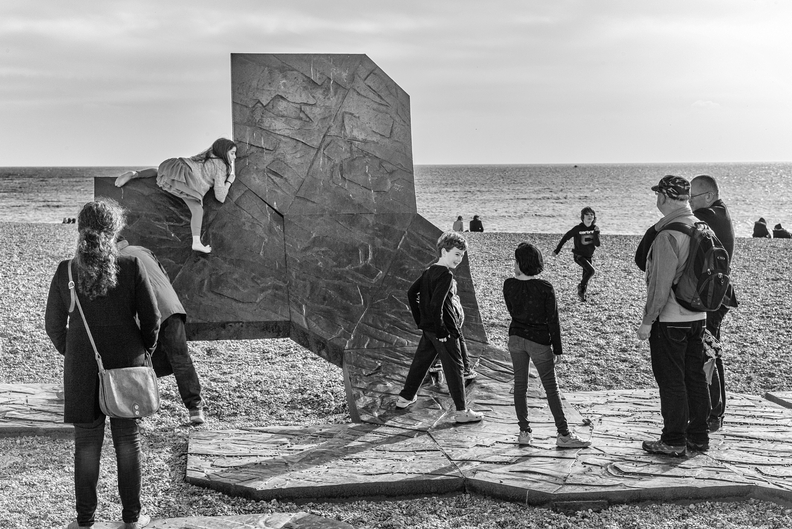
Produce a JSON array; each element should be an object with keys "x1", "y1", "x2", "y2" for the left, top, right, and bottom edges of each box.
[{"x1": 2, "y1": 222, "x2": 792, "y2": 527}]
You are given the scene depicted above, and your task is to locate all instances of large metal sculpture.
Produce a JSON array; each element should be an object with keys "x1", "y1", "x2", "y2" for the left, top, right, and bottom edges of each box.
[{"x1": 97, "y1": 54, "x2": 501, "y2": 424}]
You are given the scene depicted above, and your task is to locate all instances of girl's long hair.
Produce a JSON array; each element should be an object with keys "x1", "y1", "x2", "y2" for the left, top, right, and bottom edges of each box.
[
  {"x1": 73, "y1": 200, "x2": 125, "y2": 300},
  {"x1": 191, "y1": 137, "x2": 237, "y2": 176}
]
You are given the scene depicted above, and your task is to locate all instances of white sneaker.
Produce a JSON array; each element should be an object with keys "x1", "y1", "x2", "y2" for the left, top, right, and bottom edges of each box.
[
  {"x1": 557, "y1": 431, "x2": 591, "y2": 448},
  {"x1": 518, "y1": 430, "x2": 533, "y2": 446},
  {"x1": 395, "y1": 395, "x2": 417, "y2": 409},
  {"x1": 455, "y1": 409, "x2": 483, "y2": 423}
]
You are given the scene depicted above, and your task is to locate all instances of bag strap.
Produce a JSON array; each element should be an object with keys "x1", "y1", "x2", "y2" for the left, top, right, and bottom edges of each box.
[{"x1": 68, "y1": 259, "x2": 106, "y2": 374}]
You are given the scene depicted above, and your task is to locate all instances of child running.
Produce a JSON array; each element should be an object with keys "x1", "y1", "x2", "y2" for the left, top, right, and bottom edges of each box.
[
  {"x1": 553, "y1": 207, "x2": 601, "y2": 301},
  {"x1": 504, "y1": 242, "x2": 591, "y2": 448},
  {"x1": 395, "y1": 231, "x2": 483, "y2": 424}
]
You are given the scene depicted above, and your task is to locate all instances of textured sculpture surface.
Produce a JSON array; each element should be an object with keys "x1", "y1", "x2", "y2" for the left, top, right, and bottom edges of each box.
[{"x1": 97, "y1": 54, "x2": 488, "y2": 413}]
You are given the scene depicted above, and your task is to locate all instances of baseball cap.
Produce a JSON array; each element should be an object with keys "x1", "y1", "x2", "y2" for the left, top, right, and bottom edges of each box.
[{"x1": 651, "y1": 175, "x2": 690, "y2": 199}]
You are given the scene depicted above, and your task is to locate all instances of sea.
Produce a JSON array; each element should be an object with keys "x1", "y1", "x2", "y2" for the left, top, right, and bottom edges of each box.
[{"x1": 1, "y1": 163, "x2": 790, "y2": 238}]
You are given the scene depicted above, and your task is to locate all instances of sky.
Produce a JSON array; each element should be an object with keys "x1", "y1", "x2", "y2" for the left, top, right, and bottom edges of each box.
[{"x1": 1, "y1": 0, "x2": 791, "y2": 166}]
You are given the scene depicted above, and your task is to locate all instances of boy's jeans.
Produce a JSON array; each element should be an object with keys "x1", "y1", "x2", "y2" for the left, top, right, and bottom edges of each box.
[
  {"x1": 648, "y1": 320, "x2": 710, "y2": 446},
  {"x1": 573, "y1": 254, "x2": 595, "y2": 290},
  {"x1": 400, "y1": 331, "x2": 467, "y2": 411},
  {"x1": 73, "y1": 416, "x2": 142, "y2": 525},
  {"x1": 508, "y1": 335, "x2": 568, "y2": 434}
]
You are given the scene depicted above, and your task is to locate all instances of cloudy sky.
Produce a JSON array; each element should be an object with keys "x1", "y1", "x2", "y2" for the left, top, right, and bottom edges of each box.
[{"x1": 1, "y1": 0, "x2": 790, "y2": 166}]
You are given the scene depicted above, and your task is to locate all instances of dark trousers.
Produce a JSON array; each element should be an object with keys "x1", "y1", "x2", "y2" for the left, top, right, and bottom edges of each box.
[
  {"x1": 73, "y1": 416, "x2": 141, "y2": 525},
  {"x1": 508, "y1": 335, "x2": 568, "y2": 434},
  {"x1": 649, "y1": 320, "x2": 710, "y2": 446},
  {"x1": 400, "y1": 331, "x2": 467, "y2": 411},
  {"x1": 706, "y1": 304, "x2": 730, "y2": 419},
  {"x1": 431, "y1": 330, "x2": 471, "y2": 372},
  {"x1": 153, "y1": 314, "x2": 202, "y2": 410},
  {"x1": 573, "y1": 254, "x2": 595, "y2": 291}
]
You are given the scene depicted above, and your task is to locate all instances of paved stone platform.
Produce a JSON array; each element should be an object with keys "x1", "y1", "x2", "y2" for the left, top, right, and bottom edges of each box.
[{"x1": 0, "y1": 383, "x2": 71, "y2": 438}]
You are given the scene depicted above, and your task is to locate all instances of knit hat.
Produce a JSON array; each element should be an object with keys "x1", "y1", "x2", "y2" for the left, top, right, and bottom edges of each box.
[{"x1": 651, "y1": 175, "x2": 690, "y2": 199}]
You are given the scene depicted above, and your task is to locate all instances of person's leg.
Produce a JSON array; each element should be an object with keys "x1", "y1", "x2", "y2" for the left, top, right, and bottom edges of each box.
[
  {"x1": 458, "y1": 331, "x2": 470, "y2": 373},
  {"x1": 399, "y1": 332, "x2": 438, "y2": 401},
  {"x1": 109, "y1": 418, "x2": 142, "y2": 524},
  {"x1": 182, "y1": 197, "x2": 211, "y2": 253},
  {"x1": 114, "y1": 168, "x2": 157, "y2": 187},
  {"x1": 648, "y1": 321, "x2": 691, "y2": 446},
  {"x1": 508, "y1": 335, "x2": 532, "y2": 433},
  {"x1": 431, "y1": 332, "x2": 467, "y2": 411},
  {"x1": 684, "y1": 320, "x2": 711, "y2": 445},
  {"x1": 706, "y1": 304, "x2": 729, "y2": 425},
  {"x1": 73, "y1": 416, "x2": 106, "y2": 527},
  {"x1": 159, "y1": 315, "x2": 203, "y2": 412},
  {"x1": 573, "y1": 254, "x2": 595, "y2": 299},
  {"x1": 526, "y1": 340, "x2": 569, "y2": 435}
]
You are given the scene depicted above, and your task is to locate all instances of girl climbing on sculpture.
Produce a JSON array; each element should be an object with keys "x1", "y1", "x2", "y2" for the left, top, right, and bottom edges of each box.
[{"x1": 115, "y1": 138, "x2": 237, "y2": 254}]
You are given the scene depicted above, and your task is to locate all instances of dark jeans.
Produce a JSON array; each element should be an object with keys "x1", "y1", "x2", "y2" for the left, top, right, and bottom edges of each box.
[
  {"x1": 573, "y1": 254, "x2": 595, "y2": 291},
  {"x1": 706, "y1": 304, "x2": 730, "y2": 420},
  {"x1": 649, "y1": 320, "x2": 710, "y2": 445},
  {"x1": 508, "y1": 335, "x2": 568, "y2": 434},
  {"x1": 73, "y1": 416, "x2": 141, "y2": 525},
  {"x1": 400, "y1": 331, "x2": 467, "y2": 411},
  {"x1": 153, "y1": 314, "x2": 202, "y2": 410},
  {"x1": 431, "y1": 331, "x2": 470, "y2": 372}
]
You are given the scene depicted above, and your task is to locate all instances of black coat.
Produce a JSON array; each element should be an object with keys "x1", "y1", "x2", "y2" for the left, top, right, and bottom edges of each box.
[{"x1": 45, "y1": 256, "x2": 160, "y2": 423}]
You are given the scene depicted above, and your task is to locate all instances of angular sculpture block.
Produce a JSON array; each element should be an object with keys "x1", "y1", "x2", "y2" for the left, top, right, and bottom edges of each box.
[{"x1": 97, "y1": 53, "x2": 488, "y2": 418}]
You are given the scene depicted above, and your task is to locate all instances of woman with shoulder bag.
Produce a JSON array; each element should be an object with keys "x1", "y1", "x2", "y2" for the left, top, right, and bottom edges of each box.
[{"x1": 45, "y1": 200, "x2": 160, "y2": 529}]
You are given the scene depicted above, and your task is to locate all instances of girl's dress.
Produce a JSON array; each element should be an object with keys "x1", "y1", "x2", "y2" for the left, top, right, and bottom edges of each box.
[{"x1": 156, "y1": 156, "x2": 231, "y2": 205}]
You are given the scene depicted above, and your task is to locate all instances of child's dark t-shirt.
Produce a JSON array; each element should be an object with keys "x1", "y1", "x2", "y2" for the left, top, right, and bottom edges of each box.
[
  {"x1": 502, "y1": 277, "x2": 562, "y2": 355},
  {"x1": 554, "y1": 223, "x2": 600, "y2": 258}
]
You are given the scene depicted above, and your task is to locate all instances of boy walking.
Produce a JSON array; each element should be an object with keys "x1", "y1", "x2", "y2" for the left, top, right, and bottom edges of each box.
[
  {"x1": 554, "y1": 207, "x2": 601, "y2": 301},
  {"x1": 395, "y1": 232, "x2": 483, "y2": 423}
]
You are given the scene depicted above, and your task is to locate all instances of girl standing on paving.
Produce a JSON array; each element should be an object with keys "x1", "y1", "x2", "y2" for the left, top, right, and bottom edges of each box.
[
  {"x1": 503, "y1": 242, "x2": 591, "y2": 448},
  {"x1": 115, "y1": 137, "x2": 237, "y2": 254},
  {"x1": 45, "y1": 199, "x2": 158, "y2": 529}
]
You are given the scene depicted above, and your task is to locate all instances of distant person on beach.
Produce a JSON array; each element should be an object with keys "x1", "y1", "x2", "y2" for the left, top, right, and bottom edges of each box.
[
  {"x1": 753, "y1": 217, "x2": 772, "y2": 238},
  {"x1": 45, "y1": 200, "x2": 157, "y2": 528},
  {"x1": 503, "y1": 242, "x2": 591, "y2": 448},
  {"x1": 117, "y1": 236, "x2": 205, "y2": 426},
  {"x1": 452, "y1": 216, "x2": 465, "y2": 232},
  {"x1": 637, "y1": 175, "x2": 709, "y2": 457},
  {"x1": 690, "y1": 174, "x2": 738, "y2": 432},
  {"x1": 114, "y1": 138, "x2": 237, "y2": 254},
  {"x1": 553, "y1": 207, "x2": 600, "y2": 302},
  {"x1": 469, "y1": 215, "x2": 484, "y2": 232},
  {"x1": 773, "y1": 223, "x2": 791, "y2": 239},
  {"x1": 395, "y1": 231, "x2": 483, "y2": 424}
]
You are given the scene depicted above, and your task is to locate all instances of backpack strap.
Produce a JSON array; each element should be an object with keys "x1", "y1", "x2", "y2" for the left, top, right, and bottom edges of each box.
[{"x1": 660, "y1": 222, "x2": 696, "y2": 237}]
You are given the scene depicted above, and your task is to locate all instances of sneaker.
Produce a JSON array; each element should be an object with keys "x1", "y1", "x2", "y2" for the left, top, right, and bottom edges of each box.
[
  {"x1": 518, "y1": 430, "x2": 533, "y2": 446},
  {"x1": 557, "y1": 431, "x2": 592, "y2": 448},
  {"x1": 463, "y1": 369, "x2": 478, "y2": 380},
  {"x1": 642, "y1": 439, "x2": 686, "y2": 457},
  {"x1": 577, "y1": 283, "x2": 586, "y2": 302},
  {"x1": 189, "y1": 408, "x2": 205, "y2": 425},
  {"x1": 455, "y1": 409, "x2": 483, "y2": 423},
  {"x1": 708, "y1": 416, "x2": 722, "y2": 433},
  {"x1": 395, "y1": 395, "x2": 417, "y2": 409},
  {"x1": 124, "y1": 514, "x2": 151, "y2": 529},
  {"x1": 686, "y1": 439, "x2": 710, "y2": 452}
]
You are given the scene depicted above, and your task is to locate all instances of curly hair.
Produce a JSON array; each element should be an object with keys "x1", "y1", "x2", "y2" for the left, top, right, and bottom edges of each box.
[
  {"x1": 515, "y1": 242, "x2": 543, "y2": 276},
  {"x1": 192, "y1": 137, "x2": 237, "y2": 176},
  {"x1": 73, "y1": 200, "x2": 125, "y2": 300},
  {"x1": 436, "y1": 231, "x2": 468, "y2": 254}
]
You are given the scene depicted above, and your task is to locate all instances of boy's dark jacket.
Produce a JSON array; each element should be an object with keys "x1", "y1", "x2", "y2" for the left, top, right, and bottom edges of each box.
[
  {"x1": 554, "y1": 223, "x2": 600, "y2": 257},
  {"x1": 407, "y1": 264, "x2": 463, "y2": 339}
]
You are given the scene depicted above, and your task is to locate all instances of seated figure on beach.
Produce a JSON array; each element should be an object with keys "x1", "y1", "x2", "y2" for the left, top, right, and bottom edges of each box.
[
  {"x1": 469, "y1": 215, "x2": 484, "y2": 232},
  {"x1": 773, "y1": 223, "x2": 791, "y2": 239},
  {"x1": 115, "y1": 138, "x2": 237, "y2": 253},
  {"x1": 452, "y1": 215, "x2": 464, "y2": 232},
  {"x1": 752, "y1": 217, "x2": 771, "y2": 238}
]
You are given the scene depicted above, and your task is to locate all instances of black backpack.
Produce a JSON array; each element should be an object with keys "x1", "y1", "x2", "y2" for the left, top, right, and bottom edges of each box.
[{"x1": 660, "y1": 221, "x2": 731, "y2": 312}]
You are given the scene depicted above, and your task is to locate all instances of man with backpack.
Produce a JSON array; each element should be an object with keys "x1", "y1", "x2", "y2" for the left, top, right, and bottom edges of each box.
[
  {"x1": 690, "y1": 175, "x2": 738, "y2": 433},
  {"x1": 636, "y1": 175, "x2": 710, "y2": 457}
]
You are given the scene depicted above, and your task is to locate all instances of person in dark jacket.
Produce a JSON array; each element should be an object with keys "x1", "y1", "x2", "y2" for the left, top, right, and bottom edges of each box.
[
  {"x1": 469, "y1": 215, "x2": 484, "y2": 232},
  {"x1": 773, "y1": 223, "x2": 791, "y2": 238},
  {"x1": 753, "y1": 217, "x2": 771, "y2": 238},
  {"x1": 46, "y1": 200, "x2": 158, "y2": 529},
  {"x1": 690, "y1": 175, "x2": 739, "y2": 433},
  {"x1": 395, "y1": 231, "x2": 483, "y2": 424},
  {"x1": 553, "y1": 207, "x2": 601, "y2": 301},
  {"x1": 117, "y1": 236, "x2": 205, "y2": 425}
]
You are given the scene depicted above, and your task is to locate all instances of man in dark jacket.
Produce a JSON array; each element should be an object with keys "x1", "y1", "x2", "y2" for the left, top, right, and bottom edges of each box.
[
  {"x1": 117, "y1": 237, "x2": 205, "y2": 425},
  {"x1": 690, "y1": 175, "x2": 738, "y2": 432}
]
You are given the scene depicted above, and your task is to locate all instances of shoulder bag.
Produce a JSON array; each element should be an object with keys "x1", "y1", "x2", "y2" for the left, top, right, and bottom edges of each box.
[{"x1": 68, "y1": 260, "x2": 160, "y2": 419}]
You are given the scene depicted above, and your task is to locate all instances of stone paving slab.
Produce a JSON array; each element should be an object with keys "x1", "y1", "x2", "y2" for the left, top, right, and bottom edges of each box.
[{"x1": 0, "y1": 383, "x2": 71, "y2": 438}]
